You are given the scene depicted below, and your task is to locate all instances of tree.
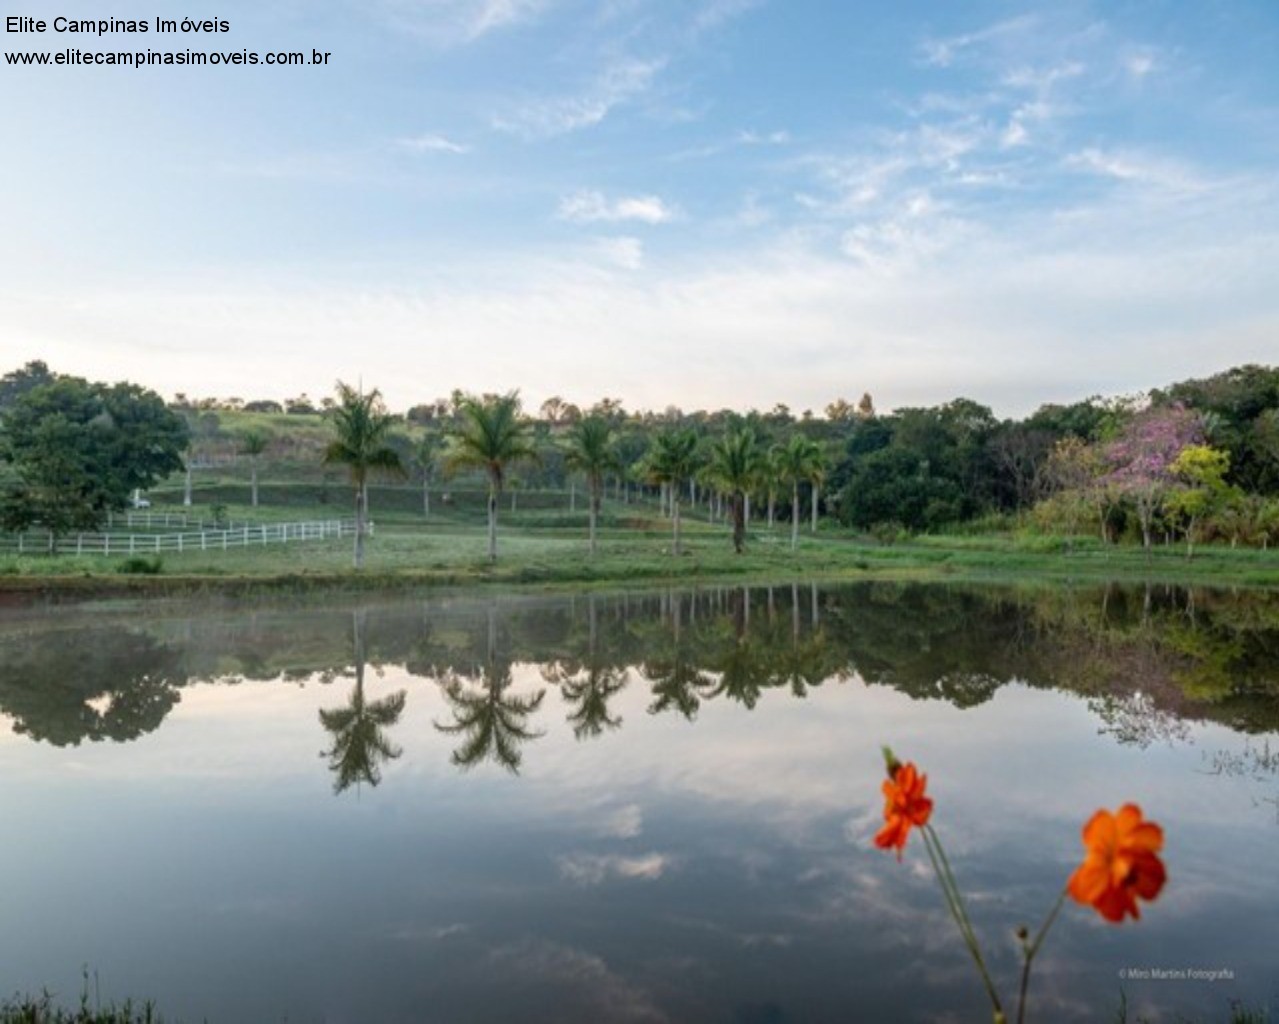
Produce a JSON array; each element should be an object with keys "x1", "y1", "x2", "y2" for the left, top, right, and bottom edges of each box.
[
  {"x1": 564, "y1": 416, "x2": 620, "y2": 556},
  {"x1": 1167, "y1": 445, "x2": 1235, "y2": 558},
  {"x1": 644, "y1": 429, "x2": 701, "y2": 556},
  {"x1": 412, "y1": 434, "x2": 441, "y2": 517},
  {"x1": 775, "y1": 434, "x2": 823, "y2": 551},
  {"x1": 238, "y1": 429, "x2": 269, "y2": 508},
  {"x1": 323, "y1": 382, "x2": 404, "y2": 570},
  {"x1": 0, "y1": 360, "x2": 56, "y2": 412},
  {"x1": 447, "y1": 392, "x2": 536, "y2": 563},
  {"x1": 707, "y1": 428, "x2": 765, "y2": 554},
  {"x1": 1104, "y1": 404, "x2": 1202, "y2": 549},
  {"x1": 0, "y1": 376, "x2": 187, "y2": 546}
]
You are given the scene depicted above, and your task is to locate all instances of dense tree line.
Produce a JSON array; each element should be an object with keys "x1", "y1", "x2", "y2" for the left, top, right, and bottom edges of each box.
[{"x1": 6, "y1": 360, "x2": 1279, "y2": 554}]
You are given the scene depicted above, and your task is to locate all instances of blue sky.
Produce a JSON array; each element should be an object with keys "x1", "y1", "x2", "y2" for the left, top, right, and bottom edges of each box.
[{"x1": 2, "y1": 0, "x2": 1277, "y2": 416}]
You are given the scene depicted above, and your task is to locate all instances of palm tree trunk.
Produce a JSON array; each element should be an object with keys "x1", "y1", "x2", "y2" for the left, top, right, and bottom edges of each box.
[
  {"x1": 488, "y1": 481, "x2": 499, "y2": 563},
  {"x1": 570, "y1": 478, "x2": 576, "y2": 512},
  {"x1": 354, "y1": 484, "x2": 366, "y2": 569},
  {"x1": 672, "y1": 495, "x2": 682, "y2": 556},
  {"x1": 251, "y1": 460, "x2": 259, "y2": 508},
  {"x1": 589, "y1": 486, "x2": 599, "y2": 556},
  {"x1": 732, "y1": 494, "x2": 745, "y2": 554},
  {"x1": 810, "y1": 482, "x2": 820, "y2": 533},
  {"x1": 744, "y1": 494, "x2": 751, "y2": 531},
  {"x1": 423, "y1": 478, "x2": 430, "y2": 516},
  {"x1": 767, "y1": 491, "x2": 775, "y2": 527},
  {"x1": 791, "y1": 483, "x2": 799, "y2": 550},
  {"x1": 184, "y1": 463, "x2": 192, "y2": 506}
]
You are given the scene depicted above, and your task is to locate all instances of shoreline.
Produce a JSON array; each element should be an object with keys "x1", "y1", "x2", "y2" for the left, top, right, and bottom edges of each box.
[{"x1": 3, "y1": 536, "x2": 1277, "y2": 603}]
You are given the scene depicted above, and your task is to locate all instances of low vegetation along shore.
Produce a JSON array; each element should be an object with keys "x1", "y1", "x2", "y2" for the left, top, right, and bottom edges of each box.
[{"x1": 2, "y1": 498, "x2": 1277, "y2": 600}]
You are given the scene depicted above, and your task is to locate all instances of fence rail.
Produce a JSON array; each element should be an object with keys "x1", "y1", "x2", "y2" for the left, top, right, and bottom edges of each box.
[{"x1": 0, "y1": 519, "x2": 357, "y2": 556}]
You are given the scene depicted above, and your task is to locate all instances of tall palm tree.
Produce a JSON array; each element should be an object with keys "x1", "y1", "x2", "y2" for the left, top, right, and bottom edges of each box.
[
  {"x1": 564, "y1": 416, "x2": 621, "y2": 556},
  {"x1": 644, "y1": 429, "x2": 701, "y2": 556},
  {"x1": 447, "y1": 392, "x2": 536, "y2": 563},
  {"x1": 323, "y1": 382, "x2": 404, "y2": 569},
  {"x1": 775, "y1": 434, "x2": 823, "y2": 551},
  {"x1": 238, "y1": 429, "x2": 269, "y2": 508},
  {"x1": 810, "y1": 445, "x2": 829, "y2": 534},
  {"x1": 707, "y1": 428, "x2": 765, "y2": 554},
  {"x1": 412, "y1": 433, "x2": 440, "y2": 517}
]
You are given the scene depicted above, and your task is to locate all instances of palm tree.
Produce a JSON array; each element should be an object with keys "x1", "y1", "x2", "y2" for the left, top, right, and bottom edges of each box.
[
  {"x1": 323, "y1": 382, "x2": 405, "y2": 569},
  {"x1": 707, "y1": 428, "x2": 765, "y2": 554},
  {"x1": 447, "y1": 392, "x2": 536, "y2": 563},
  {"x1": 238, "y1": 429, "x2": 269, "y2": 508},
  {"x1": 775, "y1": 434, "x2": 823, "y2": 551},
  {"x1": 810, "y1": 445, "x2": 829, "y2": 534},
  {"x1": 412, "y1": 434, "x2": 440, "y2": 517},
  {"x1": 644, "y1": 429, "x2": 701, "y2": 556},
  {"x1": 564, "y1": 416, "x2": 621, "y2": 556}
]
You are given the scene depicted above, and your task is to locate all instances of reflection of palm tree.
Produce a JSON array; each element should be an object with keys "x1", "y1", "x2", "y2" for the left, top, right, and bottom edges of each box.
[
  {"x1": 319, "y1": 610, "x2": 407, "y2": 794},
  {"x1": 641, "y1": 591, "x2": 712, "y2": 721},
  {"x1": 436, "y1": 669, "x2": 545, "y2": 772},
  {"x1": 545, "y1": 663, "x2": 626, "y2": 738},
  {"x1": 434, "y1": 604, "x2": 545, "y2": 772},
  {"x1": 542, "y1": 596, "x2": 627, "y2": 738}
]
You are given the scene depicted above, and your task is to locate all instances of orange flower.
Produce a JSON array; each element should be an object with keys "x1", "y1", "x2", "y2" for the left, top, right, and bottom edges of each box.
[
  {"x1": 874, "y1": 761, "x2": 934, "y2": 860},
  {"x1": 1067, "y1": 803, "x2": 1166, "y2": 922}
]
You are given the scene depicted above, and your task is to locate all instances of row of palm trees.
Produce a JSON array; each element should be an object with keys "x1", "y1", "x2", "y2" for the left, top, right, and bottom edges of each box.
[{"x1": 323, "y1": 382, "x2": 828, "y2": 568}]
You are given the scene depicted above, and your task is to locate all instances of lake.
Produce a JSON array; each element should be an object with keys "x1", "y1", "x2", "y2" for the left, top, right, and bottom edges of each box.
[{"x1": 1, "y1": 582, "x2": 1276, "y2": 1023}]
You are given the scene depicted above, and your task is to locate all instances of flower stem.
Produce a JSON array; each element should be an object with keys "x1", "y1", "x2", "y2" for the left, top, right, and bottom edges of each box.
[
  {"x1": 921, "y1": 824, "x2": 1005, "y2": 1019},
  {"x1": 1015, "y1": 888, "x2": 1068, "y2": 1024}
]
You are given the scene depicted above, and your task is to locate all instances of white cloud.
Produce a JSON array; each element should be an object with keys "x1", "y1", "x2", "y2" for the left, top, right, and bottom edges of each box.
[
  {"x1": 1124, "y1": 50, "x2": 1157, "y2": 79},
  {"x1": 692, "y1": 0, "x2": 763, "y2": 34},
  {"x1": 1065, "y1": 147, "x2": 1209, "y2": 193},
  {"x1": 394, "y1": 133, "x2": 470, "y2": 154},
  {"x1": 558, "y1": 190, "x2": 676, "y2": 224},
  {"x1": 736, "y1": 129, "x2": 790, "y2": 146},
  {"x1": 919, "y1": 16, "x2": 1038, "y2": 68},
  {"x1": 376, "y1": 0, "x2": 551, "y2": 44},
  {"x1": 492, "y1": 57, "x2": 665, "y2": 138},
  {"x1": 595, "y1": 236, "x2": 645, "y2": 270}
]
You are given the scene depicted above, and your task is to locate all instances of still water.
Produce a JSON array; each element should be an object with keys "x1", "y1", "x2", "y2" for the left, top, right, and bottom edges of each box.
[{"x1": 0, "y1": 582, "x2": 1276, "y2": 1023}]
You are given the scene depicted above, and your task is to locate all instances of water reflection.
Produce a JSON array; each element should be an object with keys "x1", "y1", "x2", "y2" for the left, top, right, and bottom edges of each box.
[
  {"x1": 434, "y1": 603, "x2": 546, "y2": 772},
  {"x1": 318, "y1": 610, "x2": 407, "y2": 794},
  {"x1": 3, "y1": 582, "x2": 1278, "y2": 762},
  {"x1": 2, "y1": 582, "x2": 1278, "y2": 1022}
]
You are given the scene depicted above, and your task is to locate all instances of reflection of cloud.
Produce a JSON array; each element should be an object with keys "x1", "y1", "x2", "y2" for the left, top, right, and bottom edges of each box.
[
  {"x1": 558, "y1": 852, "x2": 670, "y2": 885},
  {"x1": 487, "y1": 938, "x2": 670, "y2": 1023},
  {"x1": 599, "y1": 803, "x2": 644, "y2": 839}
]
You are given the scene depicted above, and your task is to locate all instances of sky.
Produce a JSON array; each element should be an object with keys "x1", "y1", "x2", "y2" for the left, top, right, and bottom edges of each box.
[{"x1": 1, "y1": 0, "x2": 1277, "y2": 418}]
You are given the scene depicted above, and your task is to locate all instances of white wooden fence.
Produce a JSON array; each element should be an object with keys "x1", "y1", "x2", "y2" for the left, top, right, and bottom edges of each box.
[{"x1": 0, "y1": 518, "x2": 357, "y2": 556}]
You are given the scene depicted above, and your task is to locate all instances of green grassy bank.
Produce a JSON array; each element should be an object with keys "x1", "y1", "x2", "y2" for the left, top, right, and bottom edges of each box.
[{"x1": 2, "y1": 498, "x2": 1277, "y2": 601}]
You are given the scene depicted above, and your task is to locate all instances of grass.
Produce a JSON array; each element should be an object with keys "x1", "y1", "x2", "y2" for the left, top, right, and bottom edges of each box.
[{"x1": 1, "y1": 492, "x2": 1277, "y2": 600}]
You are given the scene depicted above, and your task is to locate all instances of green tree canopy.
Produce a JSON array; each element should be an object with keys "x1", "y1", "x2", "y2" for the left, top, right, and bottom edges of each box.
[{"x1": 0, "y1": 375, "x2": 188, "y2": 541}]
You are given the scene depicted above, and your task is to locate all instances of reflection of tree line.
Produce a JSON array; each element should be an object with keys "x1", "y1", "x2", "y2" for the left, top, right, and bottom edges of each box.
[{"x1": 2, "y1": 583, "x2": 1277, "y2": 777}]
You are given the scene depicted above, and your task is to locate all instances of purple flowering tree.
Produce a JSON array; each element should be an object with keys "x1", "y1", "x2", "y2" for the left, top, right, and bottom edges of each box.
[{"x1": 1103, "y1": 404, "x2": 1203, "y2": 549}]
